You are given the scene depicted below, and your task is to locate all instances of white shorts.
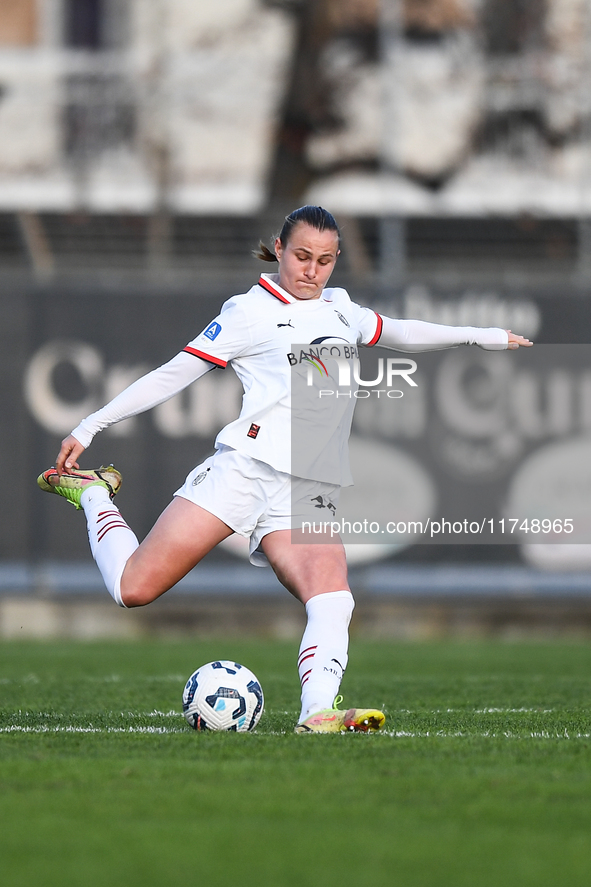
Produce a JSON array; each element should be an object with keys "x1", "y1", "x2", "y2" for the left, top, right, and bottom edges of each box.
[{"x1": 174, "y1": 446, "x2": 340, "y2": 567}]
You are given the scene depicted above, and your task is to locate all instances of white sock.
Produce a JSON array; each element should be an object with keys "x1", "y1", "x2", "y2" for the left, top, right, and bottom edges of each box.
[
  {"x1": 81, "y1": 485, "x2": 139, "y2": 608},
  {"x1": 297, "y1": 590, "x2": 354, "y2": 722}
]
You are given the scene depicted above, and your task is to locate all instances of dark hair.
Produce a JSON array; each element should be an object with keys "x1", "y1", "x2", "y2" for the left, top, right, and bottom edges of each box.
[{"x1": 253, "y1": 205, "x2": 340, "y2": 262}]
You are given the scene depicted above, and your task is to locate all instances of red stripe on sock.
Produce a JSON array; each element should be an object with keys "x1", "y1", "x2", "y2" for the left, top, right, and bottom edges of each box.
[
  {"x1": 97, "y1": 519, "x2": 129, "y2": 535},
  {"x1": 97, "y1": 519, "x2": 128, "y2": 532},
  {"x1": 300, "y1": 669, "x2": 312, "y2": 684},
  {"x1": 97, "y1": 510, "x2": 120, "y2": 522},
  {"x1": 97, "y1": 521, "x2": 130, "y2": 543},
  {"x1": 97, "y1": 514, "x2": 127, "y2": 533},
  {"x1": 298, "y1": 653, "x2": 316, "y2": 668},
  {"x1": 297, "y1": 645, "x2": 317, "y2": 666},
  {"x1": 97, "y1": 525, "x2": 129, "y2": 543}
]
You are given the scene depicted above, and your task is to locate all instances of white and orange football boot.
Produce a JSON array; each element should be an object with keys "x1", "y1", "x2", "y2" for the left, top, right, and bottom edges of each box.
[
  {"x1": 37, "y1": 466, "x2": 122, "y2": 510},
  {"x1": 295, "y1": 698, "x2": 385, "y2": 734}
]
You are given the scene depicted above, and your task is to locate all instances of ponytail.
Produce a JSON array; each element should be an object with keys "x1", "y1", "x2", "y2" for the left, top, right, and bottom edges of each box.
[{"x1": 252, "y1": 241, "x2": 277, "y2": 262}]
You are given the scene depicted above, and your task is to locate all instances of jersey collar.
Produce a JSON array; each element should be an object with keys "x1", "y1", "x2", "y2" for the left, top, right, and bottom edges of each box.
[
  {"x1": 257, "y1": 273, "x2": 296, "y2": 304},
  {"x1": 257, "y1": 273, "x2": 333, "y2": 304}
]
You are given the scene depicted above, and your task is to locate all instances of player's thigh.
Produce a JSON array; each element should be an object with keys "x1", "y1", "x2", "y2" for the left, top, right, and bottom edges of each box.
[
  {"x1": 121, "y1": 498, "x2": 233, "y2": 606},
  {"x1": 261, "y1": 528, "x2": 349, "y2": 604}
]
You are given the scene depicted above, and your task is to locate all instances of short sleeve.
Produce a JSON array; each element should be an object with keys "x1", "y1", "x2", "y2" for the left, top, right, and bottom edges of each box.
[{"x1": 183, "y1": 298, "x2": 250, "y2": 368}]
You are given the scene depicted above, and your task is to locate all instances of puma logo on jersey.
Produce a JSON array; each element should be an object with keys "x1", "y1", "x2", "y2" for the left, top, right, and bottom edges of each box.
[
  {"x1": 335, "y1": 311, "x2": 350, "y2": 327},
  {"x1": 277, "y1": 320, "x2": 294, "y2": 328}
]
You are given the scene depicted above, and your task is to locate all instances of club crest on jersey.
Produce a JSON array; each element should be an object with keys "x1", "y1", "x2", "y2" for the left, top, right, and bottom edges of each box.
[
  {"x1": 192, "y1": 468, "x2": 210, "y2": 486},
  {"x1": 203, "y1": 321, "x2": 222, "y2": 341},
  {"x1": 335, "y1": 310, "x2": 350, "y2": 327}
]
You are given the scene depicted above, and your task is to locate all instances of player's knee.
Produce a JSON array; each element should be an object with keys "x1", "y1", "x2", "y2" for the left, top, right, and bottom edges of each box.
[
  {"x1": 119, "y1": 587, "x2": 144, "y2": 608},
  {"x1": 119, "y1": 581, "x2": 156, "y2": 608}
]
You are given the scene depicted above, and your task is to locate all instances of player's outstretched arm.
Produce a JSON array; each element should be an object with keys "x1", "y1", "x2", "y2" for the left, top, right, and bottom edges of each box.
[
  {"x1": 61, "y1": 351, "x2": 214, "y2": 468},
  {"x1": 506, "y1": 331, "x2": 533, "y2": 349},
  {"x1": 374, "y1": 316, "x2": 533, "y2": 351},
  {"x1": 54, "y1": 351, "x2": 215, "y2": 475},
  {"x1": 56, "y1": 434, "x2": 86, "y2": 474}
]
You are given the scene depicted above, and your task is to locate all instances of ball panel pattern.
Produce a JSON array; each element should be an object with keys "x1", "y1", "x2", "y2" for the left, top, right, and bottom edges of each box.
[{"x1": 182, "y1": 660, "x2": 264, "y2": 732}]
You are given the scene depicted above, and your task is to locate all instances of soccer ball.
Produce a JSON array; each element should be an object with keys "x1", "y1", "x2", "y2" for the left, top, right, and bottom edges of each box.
[{"x1": 182, "y1": 660, "x2": 264, "y2": 732}]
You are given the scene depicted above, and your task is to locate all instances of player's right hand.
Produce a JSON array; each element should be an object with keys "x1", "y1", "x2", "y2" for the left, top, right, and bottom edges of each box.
[
  {"x1": 56, "y1": 434, "x2": 85, "y2": 475},
  {"x1": 506, "y1": 330, "x2": 533, "y2": 349}
]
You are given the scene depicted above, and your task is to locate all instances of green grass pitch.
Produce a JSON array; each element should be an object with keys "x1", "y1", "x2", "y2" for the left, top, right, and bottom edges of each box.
[{"x1": 1, "y1": 638, "x2": 591, "y2": 886}]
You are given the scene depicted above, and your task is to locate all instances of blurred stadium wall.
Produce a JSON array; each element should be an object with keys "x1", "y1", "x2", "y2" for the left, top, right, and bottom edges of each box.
[{"x1": 2, "y1": 0, "x2": 591, "y2": 636}]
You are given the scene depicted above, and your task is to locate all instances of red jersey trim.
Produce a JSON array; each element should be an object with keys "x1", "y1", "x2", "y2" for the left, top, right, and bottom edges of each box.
[
  {"x1": 367, "y1": 312, "x2": 383, "y2": 347},
  {"x1": 183, "y1": 346, "x2": 227, "y2": 368},
  {"x1": 258, "y1": 275, "x2": 292, "y2": 304}
]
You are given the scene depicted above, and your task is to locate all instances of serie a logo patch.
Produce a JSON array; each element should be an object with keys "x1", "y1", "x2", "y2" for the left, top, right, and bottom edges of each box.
[
  {"x1": 247, "y1": 423, "x2": 260, "y2": 439},
  {"x1": 203, "y1": 321, "x2": 222, "y2": 341}
]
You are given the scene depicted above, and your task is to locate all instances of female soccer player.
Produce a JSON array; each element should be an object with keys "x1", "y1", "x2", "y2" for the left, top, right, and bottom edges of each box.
[{"x1": 38, "y1": 205, "x2": 532, "y2": 733}]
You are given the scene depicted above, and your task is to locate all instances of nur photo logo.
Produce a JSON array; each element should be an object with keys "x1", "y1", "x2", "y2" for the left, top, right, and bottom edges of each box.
[
  {"x1": 302, "y1": 353, "x2": 330, "y2": 379},
  {"x1": 303, "y1": 352, "x2": 419, "y2": 399}
]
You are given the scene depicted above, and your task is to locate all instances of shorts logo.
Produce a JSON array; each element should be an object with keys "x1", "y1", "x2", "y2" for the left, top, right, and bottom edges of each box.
[
  {"x1": 335, "y1": 311, "x2": 350, "y2": 327},
  {"x1": 247, "y1": 423, "x2": 261, "y2": 439},
  {"x1": 311, "y1": 494, "x2": 336, "y2": 515},
  {"x1": 203, "y1": 321, "x2": 222, "y2": 341},
  {"x1": 192, "y1": 469, "x2": 210, "y2": 486}
]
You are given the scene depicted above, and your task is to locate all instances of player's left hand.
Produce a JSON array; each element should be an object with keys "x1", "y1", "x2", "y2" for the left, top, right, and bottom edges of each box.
[{"x1": 506, "y1": 331, "x2": 533, "y2": 349}]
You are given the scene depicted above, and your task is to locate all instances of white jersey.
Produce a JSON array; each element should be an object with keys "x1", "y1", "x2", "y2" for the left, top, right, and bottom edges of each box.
[
  {"x1": 183, "y1": 273, "x2": 382, "y2": 483},
  {"x1": 71, "y1": 271, "x2": 508, "y2": 486}
]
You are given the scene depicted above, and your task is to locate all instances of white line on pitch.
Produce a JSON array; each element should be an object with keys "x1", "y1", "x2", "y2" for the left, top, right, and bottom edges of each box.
[
  {"x1": 0, "y1": 725, "x2": 187, "y2": 734},
  {"x1": 2, "y1": 725, "x2": 589, "y2": 739}
]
